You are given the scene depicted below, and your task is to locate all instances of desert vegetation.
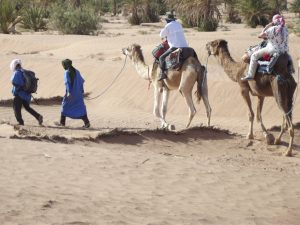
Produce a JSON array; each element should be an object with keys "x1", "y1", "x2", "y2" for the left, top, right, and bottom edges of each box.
[{"x1": 0, "y1": 0, "x2": 299, "y2": 33}]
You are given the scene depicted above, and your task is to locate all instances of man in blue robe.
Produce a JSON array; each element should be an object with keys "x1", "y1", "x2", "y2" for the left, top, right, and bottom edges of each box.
[
  {"x1": 10, "y1": 59, "x2": 43, "y2": 126},
  {"x1": 58, "y1": 59, "x2": 90, "y2": 128}
]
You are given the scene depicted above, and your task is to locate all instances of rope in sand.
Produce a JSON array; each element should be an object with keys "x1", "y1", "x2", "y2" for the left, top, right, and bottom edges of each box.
[{"x1": 85, "y1": 55, "x2": 128, "y2": 100}]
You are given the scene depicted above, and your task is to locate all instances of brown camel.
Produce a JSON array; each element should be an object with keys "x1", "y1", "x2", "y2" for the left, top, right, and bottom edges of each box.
[
  {"x1": 206, "y1": 39, "x2": 297, "y2": 156},
  {"x1": 122, "y1": 44, "x2": 211, "y2": 130}
]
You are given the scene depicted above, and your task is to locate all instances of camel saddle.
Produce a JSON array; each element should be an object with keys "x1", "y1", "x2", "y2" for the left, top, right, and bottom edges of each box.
[
  {"x1": 244, "y1": 41, "x2": 294, "y2": 75},
  {"x1": 257, "y1": 52, "x2": 280, "y2": 74},
  {"x1": 165, "y1": 47, "x2": 199, "y2": 70},
  {"x1": 152, "y1": 40, "x2": 169, "y2": 59},
  {"x1": 257, "y1": 53, "x2": 294, "y2": 74}
]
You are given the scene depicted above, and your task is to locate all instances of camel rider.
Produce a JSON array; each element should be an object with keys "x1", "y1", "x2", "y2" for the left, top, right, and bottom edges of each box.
[
  {"x1": 241, "y1": 14, "x2": 288, "y2": 81},
  {"x1": 158, "y1": 12, "x2": 188, "y2": 81}
]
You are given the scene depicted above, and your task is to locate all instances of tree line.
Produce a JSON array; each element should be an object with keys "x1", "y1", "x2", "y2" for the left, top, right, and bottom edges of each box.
[{"x1": 0, "y1": 0, "x2": 300, "y2": 34}]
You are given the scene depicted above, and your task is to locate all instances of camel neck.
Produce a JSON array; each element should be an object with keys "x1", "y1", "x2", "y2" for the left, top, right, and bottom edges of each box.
[
  {"x1": 218, "y1": 48, "x2": 246, "y2": 82},
  {"x1": 133, "y1": 59, "x2": 150, "y2": 80}
]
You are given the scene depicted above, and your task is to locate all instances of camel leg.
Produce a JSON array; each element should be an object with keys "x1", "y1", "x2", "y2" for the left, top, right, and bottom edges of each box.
[
  {"x1": 285, "y1": 116, "x2": 294, "y2": 156},
  {"x1": 201, "y1": 79, "x2": 212, "y2": 126},
  {"x1": 241, "y1": 89, "x2": 254, "y2": 139},
  {"x1": 274, "y1": 116, "x2": 286, "y2": 145},
  {"x1": 198, "y1": 78, "x2": 211, "y2": 126},
  {"x1": 161, "y1": 88, "x2": 174, "y2": 130},
  {"x1": 271, "y1": 81, "x2": 294, "y2": 156},
  {"x1": 181, "y1": 89, "x2": 196, "y2": 128},
  {"x1": 276, "y1": 113, "x2": 294, "y2": 156},
  {"x1": 256, "y1": 96, "x2": 274, "y2": 144},
  {"x1": 203, "y1": 95, "x2": 211, "y2": 127},
  {"x1": 153, "y1": 86, "x2": 168, "y2": 128}
]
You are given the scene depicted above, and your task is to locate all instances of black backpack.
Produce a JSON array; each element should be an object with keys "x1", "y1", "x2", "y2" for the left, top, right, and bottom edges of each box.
[{"x1": 22, "y1": 69, "x2": 39, "y2": 93}]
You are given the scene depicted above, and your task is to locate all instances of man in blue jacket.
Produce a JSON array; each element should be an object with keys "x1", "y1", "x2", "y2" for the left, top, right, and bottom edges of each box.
[{"x1": 10, "y1": 59, "x2": 43, "y2": 126}]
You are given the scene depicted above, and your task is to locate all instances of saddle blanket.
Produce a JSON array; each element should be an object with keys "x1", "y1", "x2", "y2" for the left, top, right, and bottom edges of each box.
[{"x1": 165, "y1": 47, "x2": 198, "y2": 70}]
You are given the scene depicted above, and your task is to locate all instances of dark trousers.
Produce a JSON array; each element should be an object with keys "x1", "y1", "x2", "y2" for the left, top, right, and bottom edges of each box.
[
  {"x1": 159, "y1": 47, "x2": 177, "y2": 72},
  {"x1": 60, "y1": 113, "x2": 90, "y2": 126},
  {"x1": 13, "y1": 96, "x2": 41, "y2": 125}
]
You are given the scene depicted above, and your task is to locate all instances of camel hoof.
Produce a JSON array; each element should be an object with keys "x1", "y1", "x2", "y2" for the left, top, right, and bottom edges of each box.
[
  {"x1": 285, "y1": 149, "x2": 292, "y2": 157},
  {"x1": 168, "y1": 124, "x2": 175, "y2": 131},
  {"x1": 274, "y1": 138, "x2": 281, "y2": 145},
  {"x1": 246, "y1": 133, "x2": 254, "y2": 139},
  {"x1": 161, "y1": 123, "x2": 168, "y2": 129},
  {"x1": 207, "y1": 121, "x2": 211, "y2": 127},
  {"x1": 265, "y1": 133, "x2": 275, "y2": 145}
]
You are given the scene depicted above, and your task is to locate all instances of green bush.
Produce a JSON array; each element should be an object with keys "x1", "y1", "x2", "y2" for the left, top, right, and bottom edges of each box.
[
  {"x1": 50, "y1": 3, "x2": 100, "y2": 35},
  {"x1": 181, "y1": 16, "x2": 218, "y2": 31},
  {"x1": 224, "y1": 0, "x2": 242, "y2": 23},
  {"x1": 291, "y1": 0, "x2": 300, "y2": 17},
  {"x1": 197, "y1": 18, "x2": 219, "y2": 32},
  {"x1": 0, "y1": 0, "x2": 19, "y2": 33},
  {"x1": 294, "y1": 19, "x2": 300, "y2": 35},
  {"x1": 247, "y1": 14, "x2": 269, "y2": 28},
  {"x1": 128, "y1": 9, "x2": 141, "y2": 25},
  {"x1": 127, "y1": 0, "x2": 161, "y2": 25},
  {"x1": 21, "y1": 5, "x2": 47, "y2": 31},
  {"x1": 238, "y1": 0, "x2": 271, "y2": 28},
  {"x1": 141, "y1": 2, "x2": 160, "y2": 23}
]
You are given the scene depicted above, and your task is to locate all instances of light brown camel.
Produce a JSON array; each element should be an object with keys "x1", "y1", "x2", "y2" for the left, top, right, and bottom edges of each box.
[
  {"x1": 206, "y1": 39, "x2": 297, "y2": 156},
  {"x1": 122, "y1": 44, "x2": 211, "y2": 130}
]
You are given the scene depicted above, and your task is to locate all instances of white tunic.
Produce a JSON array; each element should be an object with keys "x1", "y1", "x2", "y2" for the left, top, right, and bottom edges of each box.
[
  {"x1": 160, "y1": 21, "x2": 188, "y2": 48},
  {"x1": 265, "y1": 25, "x2": 289, "y2": 53}
]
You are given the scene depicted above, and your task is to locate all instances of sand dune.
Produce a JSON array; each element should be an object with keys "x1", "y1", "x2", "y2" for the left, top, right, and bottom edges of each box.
[{"x1": 0, "y1": 14, "x2": 300, "y2": 225}]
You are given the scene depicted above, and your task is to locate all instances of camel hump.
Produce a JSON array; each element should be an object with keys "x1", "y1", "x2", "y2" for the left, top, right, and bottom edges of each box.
[
  {"x1": 180, "y1": 47, "x2": 198, "y2": 61},
  {"x1": 273, "y1": 53, "x2": 294, "y2": 75}
]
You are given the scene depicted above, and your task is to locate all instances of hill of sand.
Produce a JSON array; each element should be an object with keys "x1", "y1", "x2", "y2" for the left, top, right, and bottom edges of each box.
[{"x1": 0, "y1": 14, "x2": 300, "y2": 225}]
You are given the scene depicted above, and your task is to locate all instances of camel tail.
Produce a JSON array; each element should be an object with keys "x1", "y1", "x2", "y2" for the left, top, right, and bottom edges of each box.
[
  {"x1": 287, "y1": 76, "x2": 297, "y2": 119},
  {"x1": 195, "y1": 65, "x2": 206, "y2": 103}
]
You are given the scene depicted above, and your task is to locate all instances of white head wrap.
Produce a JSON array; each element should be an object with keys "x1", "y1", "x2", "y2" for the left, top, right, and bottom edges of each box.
[
  {"x1": 10, "y1": 59, "x2": 22, "y2": 71},
  {"x1": 272, "y1": 14, "x2": 285, "y2": 34}
]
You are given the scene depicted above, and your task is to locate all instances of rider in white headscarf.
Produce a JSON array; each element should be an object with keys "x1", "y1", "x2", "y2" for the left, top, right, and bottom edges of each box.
[
  {"x1": 10, "y1": 59, "x2": 43, "y2": 125},
  {"x1": 241, "y1": 14, "x2": 289, "y2": 81}
]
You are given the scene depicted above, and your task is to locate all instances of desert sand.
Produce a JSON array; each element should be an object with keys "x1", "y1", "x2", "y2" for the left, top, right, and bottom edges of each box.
[{"x1": 0, "y1": 13, "x2": 300, "y2": 225}]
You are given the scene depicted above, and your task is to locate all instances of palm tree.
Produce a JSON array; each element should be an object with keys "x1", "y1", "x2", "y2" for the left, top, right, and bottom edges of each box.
[
  {"x1": 0, "y1": 0, "x2": 19, "y2": 33},
  {"x1": 164, "y1": 0, "x2": 221, "y2": 31},
  {"x1": 223, "y1": 0, "x2": 241, "y2": 23},
  {"x1": 269, "y1": 0, "x2": 287, "y2": 14},
  {"x1": 124, "y1": 0, "x2": 162, "y2": 24},
  {"x1": 112, "y1": 0, "x2": 118, "y2": 15},
  {"x1": 142, "y1": 0, "x2": 160, "y2": 22},
  {"x1": 238, "y1": 0, "x2": 271, "y2": 28},
  {"x1": 124, "y1": 0, "x2": 142, "y2": 24}
]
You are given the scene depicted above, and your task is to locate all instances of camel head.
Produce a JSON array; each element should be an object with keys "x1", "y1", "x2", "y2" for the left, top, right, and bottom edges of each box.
[
  {"x1": 122, "y1": 44, "x2": 145, "y2": 63},
  {"x1": 206, "y1": 39, "x2": 228, "y2": 56}
]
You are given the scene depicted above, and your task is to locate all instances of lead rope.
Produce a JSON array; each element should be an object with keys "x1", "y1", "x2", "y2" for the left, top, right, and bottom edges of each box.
[{"x1": 85, "y1": 55, "x2": 128, "y2": 100}]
